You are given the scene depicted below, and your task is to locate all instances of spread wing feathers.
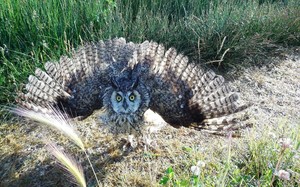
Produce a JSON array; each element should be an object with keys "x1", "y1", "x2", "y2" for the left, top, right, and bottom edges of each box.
[
  {"x1": 17, "y1": 37, "x2": 247, "y2": 133},
  {"x1": 17, "y1": 38, "x2": 136, "y2": 116},
  {"x1": 131, "y1": 41, "x2": 248, "y2": 130}
]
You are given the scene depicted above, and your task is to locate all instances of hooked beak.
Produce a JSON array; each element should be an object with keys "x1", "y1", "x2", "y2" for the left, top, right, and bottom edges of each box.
[{"x1": 123, "y1": 101, "x2": 128, "y2": 110}]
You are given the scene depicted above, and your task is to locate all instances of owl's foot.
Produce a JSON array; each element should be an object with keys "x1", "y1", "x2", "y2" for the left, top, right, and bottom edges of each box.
[
  {"x1": 121, "y1": 134, "x2": 159, "y2": 152},
  {"x1": 122, "y1": 135, "x2": 138, "y2": 152}
]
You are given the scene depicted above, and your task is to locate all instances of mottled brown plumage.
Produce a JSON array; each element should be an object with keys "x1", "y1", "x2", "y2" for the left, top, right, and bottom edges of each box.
[{"x1": 17, "y1": 38, "x2": 248, "y2": 134}]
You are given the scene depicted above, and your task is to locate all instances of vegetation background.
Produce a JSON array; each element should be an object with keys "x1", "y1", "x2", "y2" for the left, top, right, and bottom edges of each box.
[
  {"x1": 0, "y1": 0, "x2": 299, "y2": 186},
  {"x1": 0, "y1": 0, "x2": 299, "y2": 105}
]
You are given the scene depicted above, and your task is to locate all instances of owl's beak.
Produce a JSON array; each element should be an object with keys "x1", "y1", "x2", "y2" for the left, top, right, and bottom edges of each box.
[{"x1": 123, "y1": 101, "x2": 128, "y2": 110}]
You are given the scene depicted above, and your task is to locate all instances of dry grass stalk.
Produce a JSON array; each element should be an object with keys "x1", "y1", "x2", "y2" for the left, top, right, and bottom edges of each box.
[
  {"x1": 47, "y1": 143, "x2": 87, "y2": 187},
  {"x1": 12, "y1": 107, "x2": 84, "y2": 150},
  {"x1": 11, "y1": 106, "x2": 101, "y2": 186}
]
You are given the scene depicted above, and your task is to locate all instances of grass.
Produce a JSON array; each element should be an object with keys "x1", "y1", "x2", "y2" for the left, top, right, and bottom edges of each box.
[
  {"x1": 1, "y1": 108, "x2": 299, "y2": 186},
  {"x1": 0, "y1": 0, "x2": 300, "y2": 186},
  {"x1": 0, "y1": 0, "x2": 299, "y2": 105},
  {"x1": 156, "y1": 123, "x2": 300, "y2": 186}
]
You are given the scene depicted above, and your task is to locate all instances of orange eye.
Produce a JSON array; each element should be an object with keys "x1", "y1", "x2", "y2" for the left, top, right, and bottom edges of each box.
[
  {"x1": 116, "y1": 94, "x2": 122, "y2": 102},
  {"x1": 129, "y1": 94, "x2": 135, "y2": 101}
]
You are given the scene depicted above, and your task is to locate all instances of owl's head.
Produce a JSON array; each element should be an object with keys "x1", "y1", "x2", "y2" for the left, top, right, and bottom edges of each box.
[
  {"x1": 109, "y1": 76, "x2": 142, "y2": 114},
  {"x1": 102, "y1": 64, "x2": 150, "y2": 127}
]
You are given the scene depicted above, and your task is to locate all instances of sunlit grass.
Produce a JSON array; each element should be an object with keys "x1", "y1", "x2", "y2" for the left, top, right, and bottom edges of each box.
[
  {"x1": 158, "y1": 122, "x2": 300, "y2": 186},
  {"x1": 0, "y1": 0, "x2": 299, "y2": 104},
  {"x1": 2, "y1": 106, "x2": 300, "y2": 186},
  {"x1": 0, "y1": 0, "x2": 300, "y2": 186}
]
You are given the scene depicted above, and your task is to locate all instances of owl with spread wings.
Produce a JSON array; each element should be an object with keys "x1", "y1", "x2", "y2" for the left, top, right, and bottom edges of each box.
[{"x1": 17, "y1": 38, "x2": 248, "y2": 134}]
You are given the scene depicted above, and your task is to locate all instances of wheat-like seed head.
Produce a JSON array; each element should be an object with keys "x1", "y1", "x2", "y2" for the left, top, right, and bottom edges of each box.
[
  {"x1": 12, "y1": 106, "x2": 85, "y2": 150},
  {"x1": 47, "y1": 142, "x2": 87, "y2": 187}
]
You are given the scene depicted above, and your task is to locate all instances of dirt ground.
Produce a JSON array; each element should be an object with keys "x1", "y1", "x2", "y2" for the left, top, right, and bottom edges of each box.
[{"x1": 0, "y1": 48, "x2": 299, "y2": 186}]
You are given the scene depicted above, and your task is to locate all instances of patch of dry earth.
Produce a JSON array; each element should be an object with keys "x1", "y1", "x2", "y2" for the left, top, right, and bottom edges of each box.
[{"x1": 0, "y1": 54, "x2": 299, "y2": 186}]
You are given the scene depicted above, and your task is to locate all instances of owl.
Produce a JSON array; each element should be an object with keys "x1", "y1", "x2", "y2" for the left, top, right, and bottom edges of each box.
[{"x1": 17, "y1": 38, "x2": 248, "y2": 134}]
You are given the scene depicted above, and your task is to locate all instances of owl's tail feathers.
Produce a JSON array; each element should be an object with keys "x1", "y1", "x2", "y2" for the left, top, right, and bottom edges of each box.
[{"x1": 16, "y1": 66, "x2": 71, "y2": 114}]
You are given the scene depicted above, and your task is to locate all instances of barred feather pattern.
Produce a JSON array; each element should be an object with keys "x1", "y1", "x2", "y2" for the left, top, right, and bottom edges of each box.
[{"x1": 17, "y1": 37, "x2": 248, "y2": 134}]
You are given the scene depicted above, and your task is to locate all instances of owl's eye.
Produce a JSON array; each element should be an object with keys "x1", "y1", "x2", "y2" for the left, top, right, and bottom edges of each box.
[
  {"x1": 129, "y1": 94, "x2": 135, "y2": 101},
  {"x1": 116, "y1": 94, "x2": 122, "y2": 102}
]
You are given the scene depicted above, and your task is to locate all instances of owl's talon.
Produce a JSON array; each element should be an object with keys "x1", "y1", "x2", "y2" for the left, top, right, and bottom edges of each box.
[{"x1": 122, "y1": 135, "x2": 138, "y2": 152}]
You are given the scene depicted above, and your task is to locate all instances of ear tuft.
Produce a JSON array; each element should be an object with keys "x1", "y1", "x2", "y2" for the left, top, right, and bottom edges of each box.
[
  {"x1": 131, "y1": 77, "x2": 139, "y2": 89},
  {"x1": 111, "y1": 77, "x2": 119, "y2": 88},
  {"x1": 132, "y1": 63, "x2": 142, "y2": 76}
]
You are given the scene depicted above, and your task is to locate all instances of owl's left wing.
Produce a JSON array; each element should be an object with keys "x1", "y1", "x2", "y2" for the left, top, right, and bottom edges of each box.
[
  {"x1": 17, "y1": 38, "x2": 137, "y2": 117},
  {"x1": 133, "y1": 41, "x2": 248, "y2": 131}
]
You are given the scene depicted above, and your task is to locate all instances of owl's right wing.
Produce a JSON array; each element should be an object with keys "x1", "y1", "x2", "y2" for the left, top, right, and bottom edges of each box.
[
  {"x1": 17, "y1": 38, "x2": 136, "y2": 117},
  {"x1": 134, "y1": 41, "x2": 248, "y2": 130}
]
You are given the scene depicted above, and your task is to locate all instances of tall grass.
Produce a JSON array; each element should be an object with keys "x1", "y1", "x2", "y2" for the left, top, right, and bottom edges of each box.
[{"x1": 0, "y1": 0, "x2": 299, "y2": 105}]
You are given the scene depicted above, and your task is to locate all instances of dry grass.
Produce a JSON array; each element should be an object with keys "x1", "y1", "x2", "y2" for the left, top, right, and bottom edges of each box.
[
  {"x1": 1, "y1": 57, "x2": 300, "y2": 186},
  {"x1": 1, "y1": 110, "x2": 299, "y2": 186}
]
